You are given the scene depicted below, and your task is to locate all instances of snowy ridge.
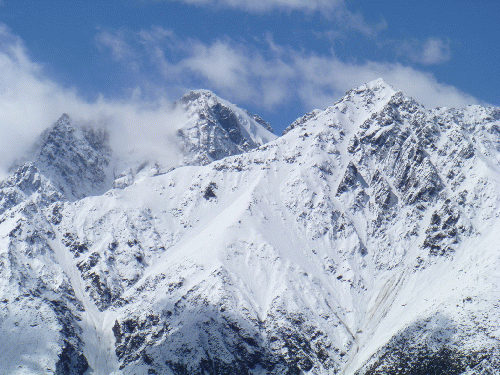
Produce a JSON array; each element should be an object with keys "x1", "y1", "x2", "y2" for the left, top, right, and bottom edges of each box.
[{"x1": 0, "y1": 79, "x2": 499, "y2": 374}]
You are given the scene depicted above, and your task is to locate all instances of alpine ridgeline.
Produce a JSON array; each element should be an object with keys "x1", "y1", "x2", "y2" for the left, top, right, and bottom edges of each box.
[{"x1": 1, "y1": 80, "x2": 499, "y2": 375}]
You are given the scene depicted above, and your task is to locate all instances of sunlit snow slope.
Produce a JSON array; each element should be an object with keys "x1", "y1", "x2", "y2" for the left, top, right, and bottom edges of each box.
[{"x1": 1, "y1": 79, "x2": 499, "y2": 374}]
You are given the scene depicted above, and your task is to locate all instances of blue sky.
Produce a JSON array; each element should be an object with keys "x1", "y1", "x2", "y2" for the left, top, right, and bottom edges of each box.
[{"x1": 0, "y1": 0, "x2": 499, "y2": 151}]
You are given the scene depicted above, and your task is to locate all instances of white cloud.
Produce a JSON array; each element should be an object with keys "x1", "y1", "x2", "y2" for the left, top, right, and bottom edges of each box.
[
  {"x1": 290, "y1": 54, "x2": 477, "y2": 109},
  {"x1": 95, "y1": 29, "x2": 137, "y2": 62},
  {"x1": 178, "y1": 0, "x2": 343, "y2": 13},
  {"x1": 399, "y1": 37, "x2": 452, "y2": 65},
  {"x1": 419, "y1": 38, "x2": 451, "y2": 65},
  {"x1": 333, "y1": 9, "x2": 388, "y2": 37},
  {"x1": 171, "y1": 0, "x2": 384, "y2": 37},
  {"x1": 99, "y1": 27, "x2": 479, "y2": 112},
  {"x1": 0, "y1": 25, "x2": 187, "y2": 179},
  {"x1": 177, "y1": 40, "x2": 296, "y2": 107}
]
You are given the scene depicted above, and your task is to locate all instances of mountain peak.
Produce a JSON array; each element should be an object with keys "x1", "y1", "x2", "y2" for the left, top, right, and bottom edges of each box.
[
  {"x1": 283, "y1": 79, "x2": 398, "y2": 136},
  {"x1": 32, "y1": 114, "x2": 113, "y2": 200},
  {"x1": 46, "y1": 113, "x2": 73, "y2": 135},
  {"x1": 365, "y1": 77, "x2": 394, "y2": 90},
  {"x1": 346, "y1": 78, "x2": 397, "y2": 101},
  {"x1": 340, "y1": 78, "x2": 397, "y2": 106},
  {"x1": 179, "y1": 89, "x2": 274, "y2": 133},
  {"x1": 180, "y1": 89, "x2": 219, "y2": 106},
  {"x1": 57, "y1": 112, "x2": 71, "y2": 123},
  {"x1": 176, "y1": 89, "x2": 277, "y2": 165}
]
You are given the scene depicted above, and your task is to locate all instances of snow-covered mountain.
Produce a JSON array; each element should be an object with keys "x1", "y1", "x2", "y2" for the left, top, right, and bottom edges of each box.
[
  {"x1": 113, "y1": 89, "x2": 276, "y2": 191},
  {"x1": 175, "y1": 89, "x2": 276, "y2": 166},
  {"x1": 1, "y1": 79, "x2": 499, "y2": 374},
  {"x1": 10, "y1": 91, "x2": 276, "y2": 197},
  {"x1": 18, "y1": 113, "x2": 114, "y2": 201}
]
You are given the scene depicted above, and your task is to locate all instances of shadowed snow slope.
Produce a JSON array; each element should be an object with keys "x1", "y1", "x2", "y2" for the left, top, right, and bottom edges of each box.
[{"x1": 1, "y1": 79, "x2": 499, "y2": 374}]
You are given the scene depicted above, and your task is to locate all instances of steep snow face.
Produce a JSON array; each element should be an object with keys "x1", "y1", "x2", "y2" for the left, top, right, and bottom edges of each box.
[
  {"x1": 176, "y1": 90, "x2": 277, "y2": 166},
  {"x1": 1, "y1": 79, "x2": 500, "y2": 375}
]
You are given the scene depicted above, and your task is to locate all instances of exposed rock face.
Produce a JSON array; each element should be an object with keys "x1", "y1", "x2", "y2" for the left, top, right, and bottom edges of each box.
[
  {"x1": 355, "y1": 313, "x2": 500, "y2": 375},
  {"x1": 0, "y1": 164, "x2": 88, "y2": 374},
  {"x1": 30, "y1": 113, "x2": 113, "y2": 200},
  {"x1": 113, "y1": 90, "x2": 276, "y2": 189},
  {"x1": 1, "y1": 79, "x2": 499, "y2": 374},
  {"x1": 176, "y1": 90, "x2": 276, "y2": 166}
]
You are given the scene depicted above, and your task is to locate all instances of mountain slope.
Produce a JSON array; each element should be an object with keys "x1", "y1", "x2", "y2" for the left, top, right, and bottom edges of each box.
[{"x1": 1, "y1": 79, "x2": 499, "y2": 374}]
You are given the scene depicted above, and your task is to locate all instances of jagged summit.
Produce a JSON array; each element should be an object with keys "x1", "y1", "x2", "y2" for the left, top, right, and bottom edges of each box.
[
  {"x1": 179, "y1": 89, "x2": 275, "y2": 134},
  {"x1": 5, "y1": 114, "x2": 114, "y2": 201},
  {"x1": 28, "y1": 114, "x2": 113, "y2": 200},
  {"x1": 340, "y1": 78, "x2": 397, "y2": 110},
  {"x1": 179, "y1": 88, "x2": 274, "y2": 134},
  {"x1": 176, "y1": 89, "x2": 277, "y2": 165},
  {"x1": 363, "y1": 77, "x2": 395, "y2": 91},
  {"x1": 116, "y1": 91, "x2": 278, "y2": 188},
  {"x1": 51, "y1": 112, "x2": 71, "y2": 130},
  {"x1": 179, "y1": 88, "x2": 221, "y2": 103}
]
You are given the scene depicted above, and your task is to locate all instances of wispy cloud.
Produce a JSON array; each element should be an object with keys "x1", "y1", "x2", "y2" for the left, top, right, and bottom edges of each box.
[
  {"x1": 333, "y1": 8, "x2": 388, "y2": 37},
  {"x1": 291, "y1": 54, "x2": 475, "y2": 109},
  {"x1": 0, "y1": 24, "x2": 187, "y2": 179},
  {"x1": 419, "y1": 38, "x2": 452, "y2": 65},
  {"x1": 96, "y1": 26, "x2": 480, "y2": 112},
  {"x1": 177, "y1": 0, "x2": 343, "y2": 13},
  {"x1": 170, "y1": 0, "x2": 384, "y2": 37},
  {"x1": 95, "y1": 29, "x2": 137, "y2": 62},
  {"x1": 398, "y1": 37, "x2": 452, "y2": 65}
]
